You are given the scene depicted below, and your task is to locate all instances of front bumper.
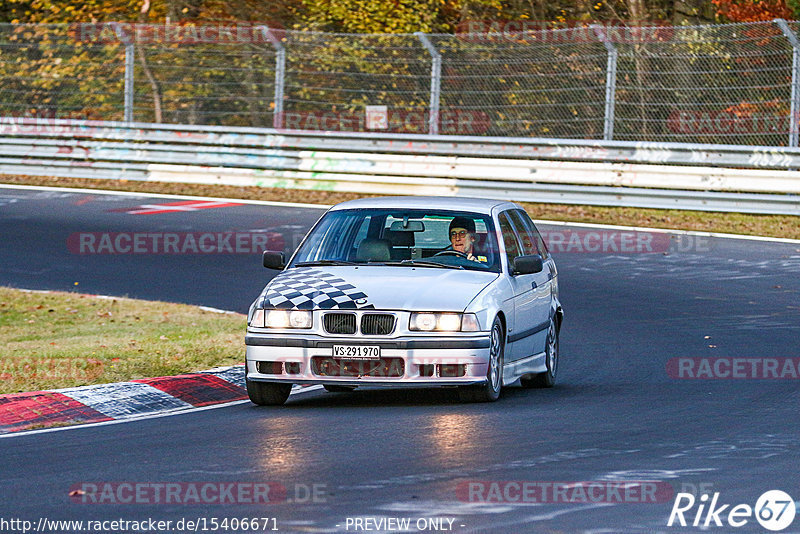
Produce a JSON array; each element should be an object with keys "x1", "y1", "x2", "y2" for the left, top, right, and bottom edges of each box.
[{"x1": 245, "y1": 333, "x2": 492, "y2": 386}]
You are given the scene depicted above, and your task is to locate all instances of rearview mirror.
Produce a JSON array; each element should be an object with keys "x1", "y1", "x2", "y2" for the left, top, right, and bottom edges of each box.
[
  {"x1": 389, "y1": 220, "x2": 425, "y2": 232},
  {"x1": 513, "y1": 254, "x2": 543, "y2": 275},
  {"x1": 262, "y1": 250, "x2": 286, "y2": 270}
]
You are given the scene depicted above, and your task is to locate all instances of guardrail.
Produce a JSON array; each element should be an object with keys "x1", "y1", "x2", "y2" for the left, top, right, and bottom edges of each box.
[{"x1": 1, "y1": 117, "x2": 799, "y2": 215}]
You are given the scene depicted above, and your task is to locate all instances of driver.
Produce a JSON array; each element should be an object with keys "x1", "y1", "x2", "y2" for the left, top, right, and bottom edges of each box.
[{"x1": 448, "y1": 216, "x2": 479, "y2": 261}]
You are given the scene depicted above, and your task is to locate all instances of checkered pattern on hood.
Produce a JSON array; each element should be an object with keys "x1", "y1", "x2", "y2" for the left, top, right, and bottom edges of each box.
[{"x1": 261, "y1": 268, "x2": 375, "y2": 310}]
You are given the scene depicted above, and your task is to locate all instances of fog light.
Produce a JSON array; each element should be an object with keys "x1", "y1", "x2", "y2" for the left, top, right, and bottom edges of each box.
[
  {"x1": 438, "y1": 364, "x2": 466, "y2": 377},
  {"x1": 256, "y1": 361, "x2": 283, "y2": 374}
]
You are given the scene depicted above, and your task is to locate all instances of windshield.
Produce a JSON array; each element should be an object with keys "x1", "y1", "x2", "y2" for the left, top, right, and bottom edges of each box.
[{"x1": 289, "y1": 208, "x2": 501, "y2": 273}]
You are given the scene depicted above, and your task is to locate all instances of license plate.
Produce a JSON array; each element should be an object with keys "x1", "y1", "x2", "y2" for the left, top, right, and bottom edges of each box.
[{"x1": 332, "y1": 345, "x2": 381, "y2": 359}]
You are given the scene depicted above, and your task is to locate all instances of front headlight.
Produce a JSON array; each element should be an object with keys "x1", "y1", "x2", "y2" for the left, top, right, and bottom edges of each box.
[
  {"x1": 250, "y1": 309, "x2": 312, "y2": 329},
  {"x1": 409, "y1": 312, "x2": 480, "y2": 332}
]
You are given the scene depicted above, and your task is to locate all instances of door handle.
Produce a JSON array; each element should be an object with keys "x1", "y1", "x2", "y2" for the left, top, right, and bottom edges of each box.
[{"x1": 531, "y1": 281, "x2": 538, "y2": 290}]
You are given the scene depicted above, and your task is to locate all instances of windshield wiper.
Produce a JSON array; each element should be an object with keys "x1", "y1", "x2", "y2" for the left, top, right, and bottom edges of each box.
[
  {"x1": 295, "y1": 260, "x2": 356, "y2": 267},
  {"x1": 382, "y1": 260, "x2": 464, "y2": 270}
]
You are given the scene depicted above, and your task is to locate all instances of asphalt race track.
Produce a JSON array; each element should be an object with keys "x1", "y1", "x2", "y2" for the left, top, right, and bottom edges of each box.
[{"x1": 1, "y1": 185, "x2": 799, "y2": 533}]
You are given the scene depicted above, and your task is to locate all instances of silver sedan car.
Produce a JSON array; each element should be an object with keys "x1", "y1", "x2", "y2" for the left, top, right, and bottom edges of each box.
[{"x1": 245, "y1": 196, "x2": 563, "y2": 405}]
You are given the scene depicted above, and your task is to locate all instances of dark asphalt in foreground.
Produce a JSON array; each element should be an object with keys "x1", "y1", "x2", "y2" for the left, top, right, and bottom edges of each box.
[{"x1": 1, "y1": 186, "x2": 799, "y2": 533}]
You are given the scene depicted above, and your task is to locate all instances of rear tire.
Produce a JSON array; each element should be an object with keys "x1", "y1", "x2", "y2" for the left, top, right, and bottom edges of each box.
[
  {"x1": 521, "y1": 316, "x2": 558, "y2": 388},
  {"x1": 246, "y1": 379, "x2": 292, "y2": 406},
  {"x1": 459, "y1": 317, "x2": 504, "y2": 403}
]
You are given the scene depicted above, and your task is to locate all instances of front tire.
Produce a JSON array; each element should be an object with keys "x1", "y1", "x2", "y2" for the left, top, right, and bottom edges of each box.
[
  {"x1": 521, "y1": 316, "x2": 558, "y2": 388},
  {"x1": 459, "y1": 317, "x2": 504, "y2": 403},
  {"x1": 246, "y1": 379, "x2": 292, "y2": 406}
]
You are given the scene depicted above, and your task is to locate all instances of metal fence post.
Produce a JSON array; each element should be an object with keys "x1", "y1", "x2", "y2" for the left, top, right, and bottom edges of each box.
[
  {"x1": 776, "y1": 19, "x2": 800, "y2": 148},
  {"x1": 263, "y1": 27, "x2": 286, "y2": 130},
  {"x1": 592, "y1": 25, "x2": 617, "y2": 141},
  {"x1": 123, "y1": 43, "x2": 134, "y2": 123},
  {"x1": 415, "y1": 32, "x2": 441, "y2": 136}
]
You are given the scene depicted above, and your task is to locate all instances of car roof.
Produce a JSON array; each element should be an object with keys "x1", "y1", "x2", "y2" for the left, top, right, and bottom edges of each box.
[{"x1": 328, "y1": 196, "x2": 516, "y2": 214}]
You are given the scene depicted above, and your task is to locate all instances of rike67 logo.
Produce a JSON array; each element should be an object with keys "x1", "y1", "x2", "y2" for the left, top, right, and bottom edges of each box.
[{"x1": 668, "y1": 490, "x2": 796, "y2": 531}]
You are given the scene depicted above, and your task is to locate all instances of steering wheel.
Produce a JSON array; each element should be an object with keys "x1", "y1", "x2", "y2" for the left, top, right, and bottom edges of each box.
[{"x1": 433, "y1": 250, "x2": 467, "y2": 258}]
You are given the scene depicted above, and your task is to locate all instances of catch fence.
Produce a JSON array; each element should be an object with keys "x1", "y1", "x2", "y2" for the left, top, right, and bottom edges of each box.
[{"x1": 1, "y1": 20, "x2": 800, "y2": 146}]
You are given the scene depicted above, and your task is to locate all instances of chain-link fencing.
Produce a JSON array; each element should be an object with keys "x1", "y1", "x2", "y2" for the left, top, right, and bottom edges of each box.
[{"x1": 1, "y1": 21, "x2": 800, "y2": 146}]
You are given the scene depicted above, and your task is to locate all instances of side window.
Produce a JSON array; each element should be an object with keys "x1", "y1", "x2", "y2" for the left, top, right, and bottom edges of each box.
[
  {"x1": 498, "y1": 212, "x2": 521, "y2": 269},
  {"x1": 511, "y1": 209, "x2": 547, "y2": 256}
]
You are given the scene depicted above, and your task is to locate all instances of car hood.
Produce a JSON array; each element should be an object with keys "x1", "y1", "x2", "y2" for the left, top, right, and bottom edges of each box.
[{"x1": 259, "y1": 266, "x2": 499, "y2": 312}]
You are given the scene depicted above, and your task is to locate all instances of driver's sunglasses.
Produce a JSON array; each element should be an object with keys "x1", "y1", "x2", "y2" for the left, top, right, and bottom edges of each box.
[{"x1": 449, "y1": 230, "x2": 469, "y2": 238}]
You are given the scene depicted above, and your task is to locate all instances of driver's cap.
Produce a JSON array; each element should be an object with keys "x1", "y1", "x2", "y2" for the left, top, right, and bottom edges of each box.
[{"x1": 449, "y1": 216, "x2": 475, "y2": 234}]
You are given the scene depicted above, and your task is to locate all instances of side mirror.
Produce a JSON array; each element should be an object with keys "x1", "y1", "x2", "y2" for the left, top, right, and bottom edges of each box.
[
  {"x1": 262, "y1": 250, "x2": 286, "y2": 270},
  {"x1": 513, "y1": 254, "x2": 543, "y2": 275}
]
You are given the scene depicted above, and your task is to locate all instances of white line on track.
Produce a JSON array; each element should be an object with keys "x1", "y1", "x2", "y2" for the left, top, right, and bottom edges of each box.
[
  {"x1": 0, "y1": 385, "x2": 325, "y2": 439},
  {"x1": 2, "y1": 183, "x2": 797, "y2": 243},
  {"x1": 533, "y1": 218, "x2": 800, "y2": 244},
  {"x1": 0, "y1": 183, "x2": 331, "y2": 210}
]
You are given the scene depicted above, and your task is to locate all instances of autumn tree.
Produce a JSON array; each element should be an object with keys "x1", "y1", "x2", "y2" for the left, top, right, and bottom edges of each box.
[
  {"x1": 2, "y1": 0, "x2": 791, "y2": 140},
  {"x1": 711, "y1": 0, "x2": 794, "y2": 21}
]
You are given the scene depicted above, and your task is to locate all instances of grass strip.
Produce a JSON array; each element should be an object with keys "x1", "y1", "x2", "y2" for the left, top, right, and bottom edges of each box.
[{"x1": 0, "y1": 287, "x2": 244, "y2": 395}]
